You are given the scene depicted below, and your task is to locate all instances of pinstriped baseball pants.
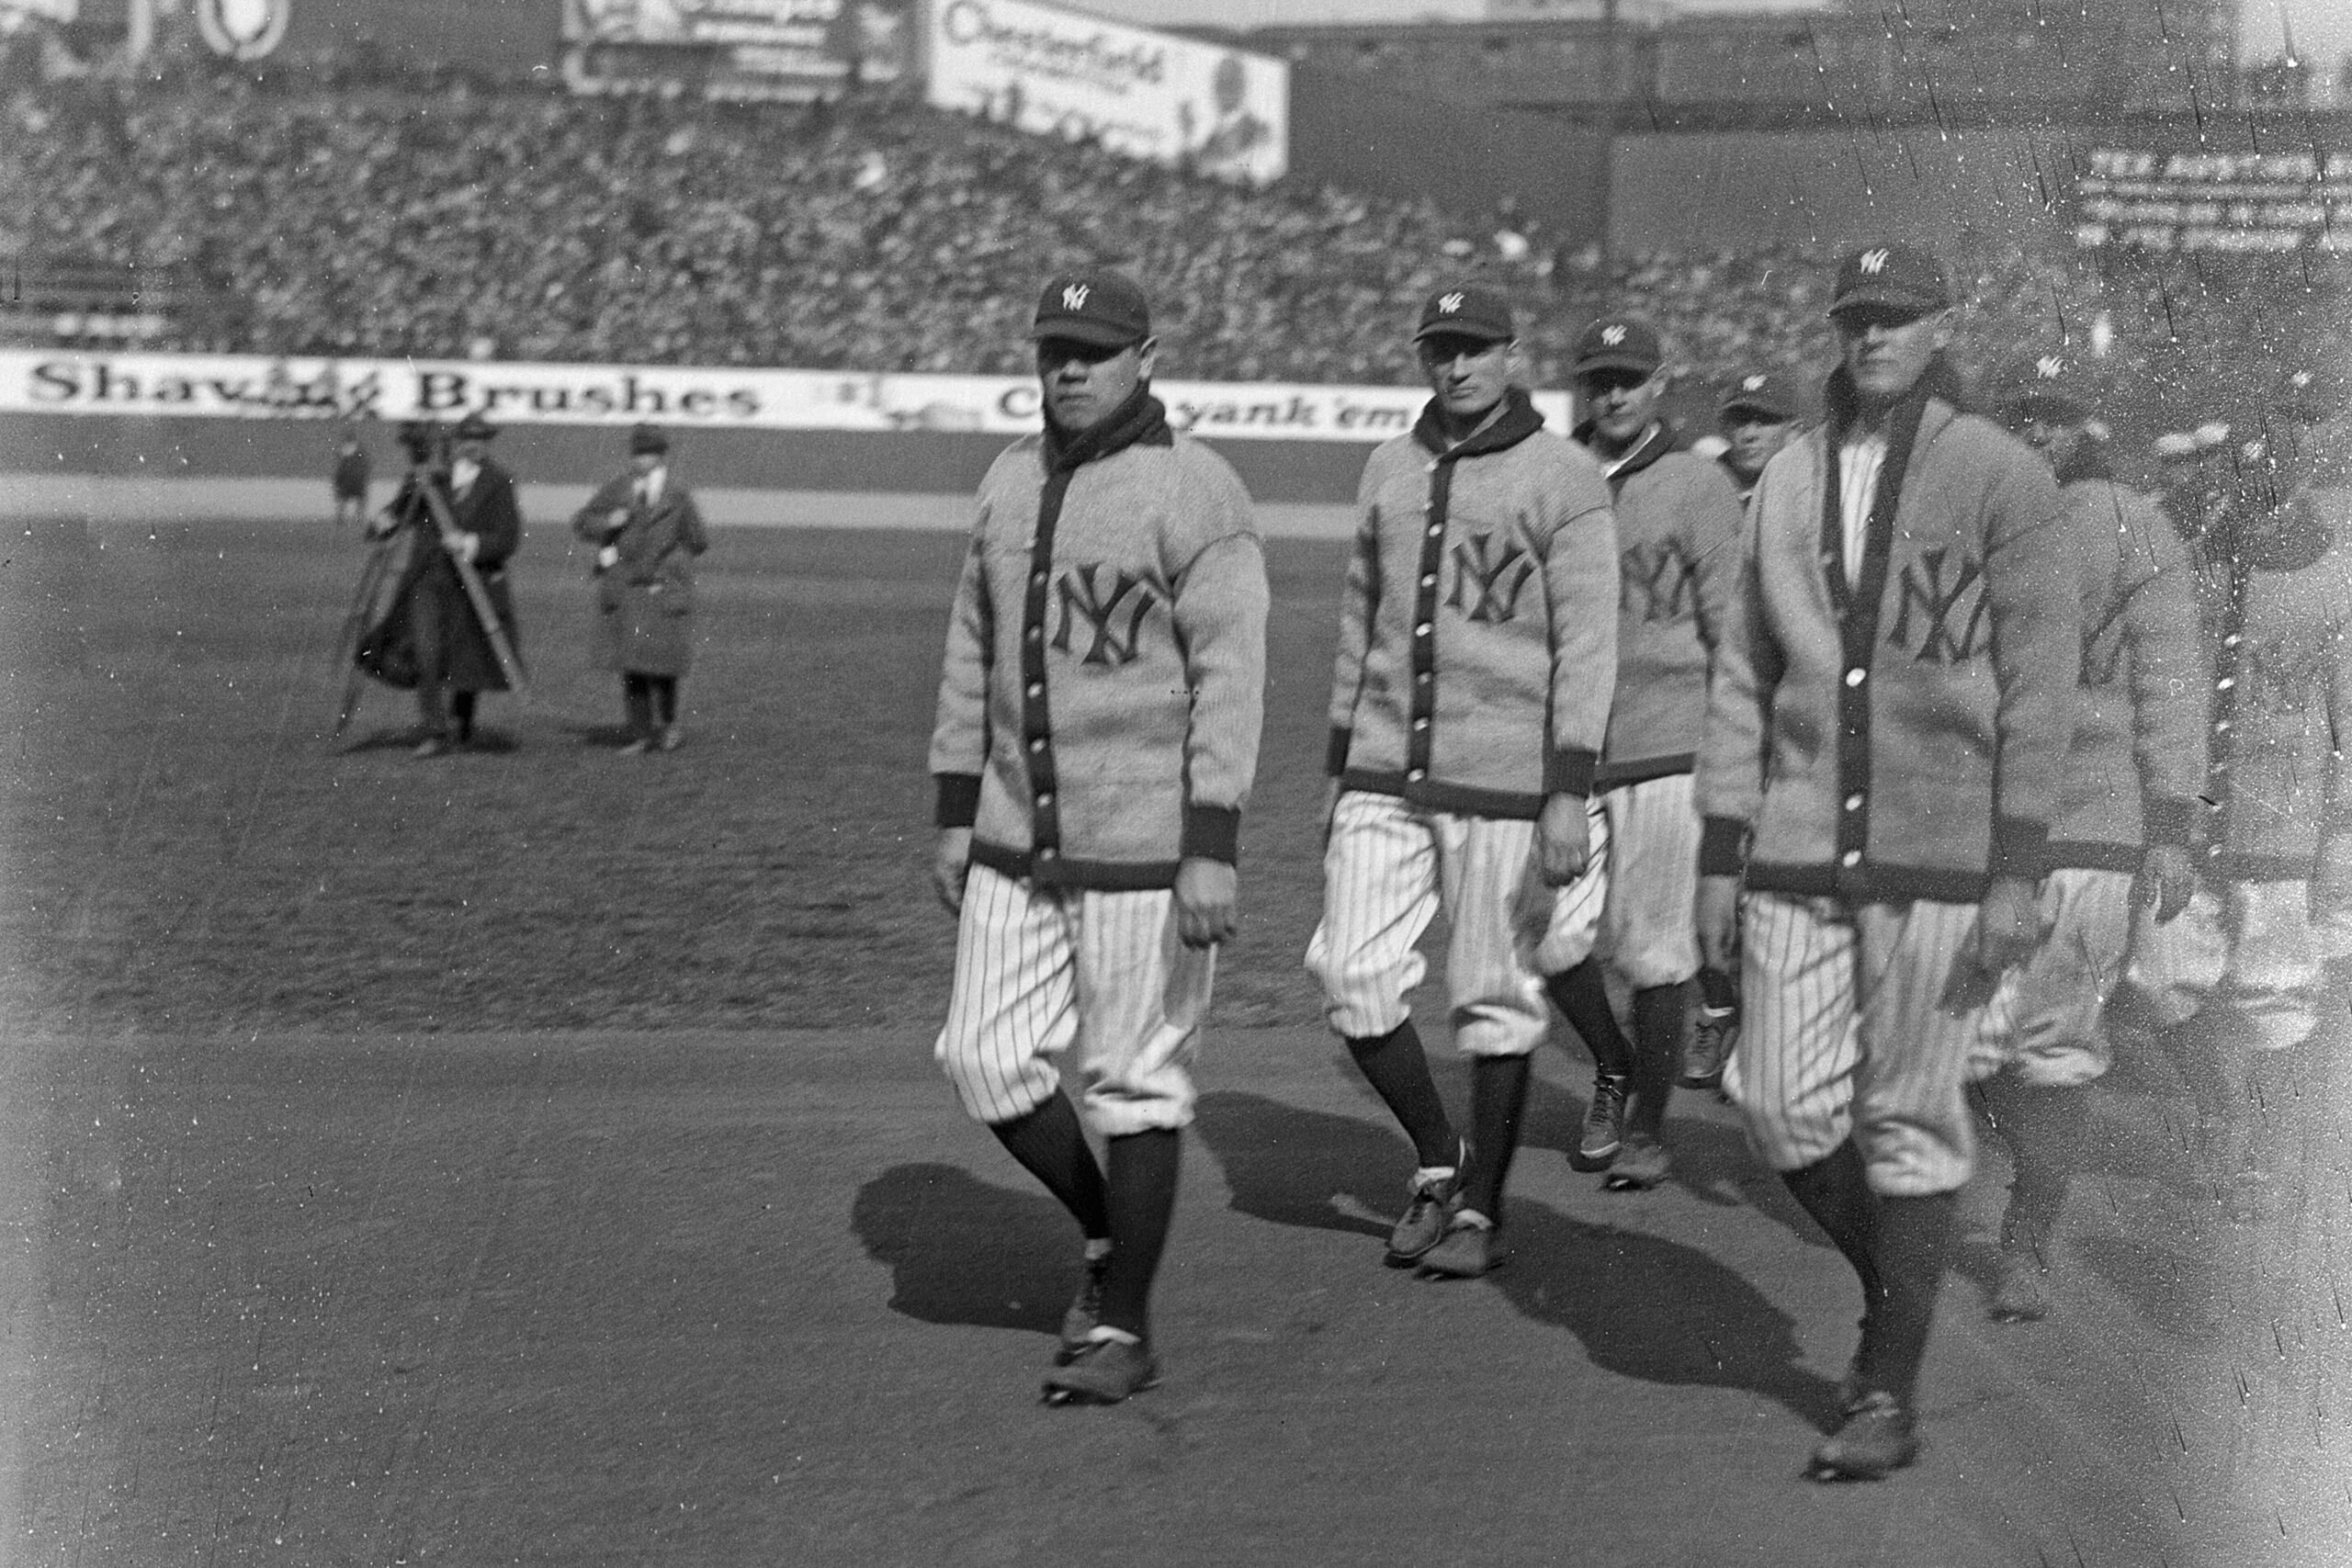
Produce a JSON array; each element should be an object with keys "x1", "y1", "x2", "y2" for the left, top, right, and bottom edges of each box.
[
  {"x1": 934, "y1": 863, "x2": 1215, "y2": 1137},
  {"x1": 1308, "y1": 790, "x2": 1607, "y2": 1058},
  {"x1": 1969, "y1": 868, "x2": 2137, "y2": 1089},
  {"x1": 1726, "y1": 892, "x2": 1990, "y2": 1196}
]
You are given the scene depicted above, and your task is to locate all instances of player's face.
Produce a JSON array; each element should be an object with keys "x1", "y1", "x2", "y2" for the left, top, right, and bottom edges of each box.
[
  {"x1": 1999, "y1": 402, "x2": 2087, "y2": 476},
  {"x1": 454, "y1": 436, "x2": 488, "y2": 465},
  {"x1": 629, "y1": 452, "x2": 662, "y2": 477},
  {"x1": 1419, "y1": 333, "x2": 1513, "y2": 422},
  {"x1": 1577, "y1": 367, "x2": 1661, "y2": 446},
  {"x1": 1833, "y1": 306, "x2": 1951, "y2": 408},
  {"x1": 1720, "y1": 412, "x2": 1795, "y2": 479},
  {"x1": 1036, "y1": 335, "x2": 1155, "y2": 434}
]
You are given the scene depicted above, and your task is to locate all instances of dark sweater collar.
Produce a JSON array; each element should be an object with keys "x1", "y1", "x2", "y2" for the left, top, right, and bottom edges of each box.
[
  {"x1": 1414, "y1": 386, "x2": 1546, "y2": 461},
  {"x1": 1042, "y1": 384, "x2": 1173, "y2": 473},
  {"x1": 1823, "y1": 355, "x2": 1968, "y2": 441},
  {"x1": 1574, "y1": 417, "x2": 1677, "y2": 484}
]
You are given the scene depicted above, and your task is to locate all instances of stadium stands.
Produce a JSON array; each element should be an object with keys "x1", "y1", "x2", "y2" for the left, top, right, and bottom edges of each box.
[{"x1": 2, "y1": 74, "x2": 2337, "y2": 440}]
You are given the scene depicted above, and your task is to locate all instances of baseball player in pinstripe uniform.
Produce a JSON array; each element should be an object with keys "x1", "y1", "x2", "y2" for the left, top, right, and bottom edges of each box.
[
  {"x1": 929, "y1": 271, "x2": 1269, "y2": 1405},
  {"x1": 1969, "y1": 351, "x2": 2206, "y2": 1323},
  {"x1": 1539, "y1": 314, "x2": 1744, "y2": 1190},
  {"x1": 1309, "y1": 283, "x2": 1619, "y2": 1280},
  {"x1": 1695, "y1": 242, "x2": 2078, "y2": 1479},
  {"x1": 2117, "y1": 374, "x2": 2352, "y2": 1218}
]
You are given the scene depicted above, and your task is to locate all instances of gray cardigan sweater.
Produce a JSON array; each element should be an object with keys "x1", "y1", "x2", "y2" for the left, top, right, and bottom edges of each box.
[
  {"x1": 1697, "y1": 374, "x2": 2077, "y2": 901},
  {"x1": 1327, "y1": 389, "x2": 1620, "y2": 818},
  {"x1": 931, "y1": 392, "x2": 1269, "y2": 890}
]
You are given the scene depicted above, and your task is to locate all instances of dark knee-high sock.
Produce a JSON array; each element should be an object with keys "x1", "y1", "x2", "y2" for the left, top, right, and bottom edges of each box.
[
  {"x1": 988, "y1": 1094, "x2": 1109, "y2": 1240},
  {"x1": 1099, "y1": 1129, "x2": 1181, "y2": 1339},
  {"x1": 450, "y1": 691, "x2": 477, "y2": 740},
  {"x1": 651, "y1": 675, "x2": 679, "y2": 726},
  {"x1": 1627, "y1": 982, "x2": 1688, "y2": 1136},
  {"x1": 1780, "y1": 1140, "x2": 1883, "y2": 1305},
  {"x1": 1860, "y1": 1191, "x2": 1957, "y2": 1402},
  {"x1": 1544, "y1": 960, "x2": 1633, "y2": 1077},
  {"x1": 1459, "y1": 1055, "x2": 1532, "y2": 1224},
  {"x1": 1346, "y1": 1021, "x2": 1458, "y2": 1168},
  {"x1": 1697, "y1": 966, "x2": 1738, "y2": 1013},
  {"x1": 623, "y1": 673, "x2": 654, "y2": 737},
  {"x1": 1980, "y1": 1078, "x2": 2088, "y2": 1255}
]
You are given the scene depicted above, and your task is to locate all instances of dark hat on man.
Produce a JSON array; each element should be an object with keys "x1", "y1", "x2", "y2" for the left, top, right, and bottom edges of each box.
[
  {"x1": 1031, "y1": 271, "x2": 1151, "y2": 349},
  {"x1": 629, "y1": 422, "x2": 670, "y2": 456},
  {"x1": 1570, "y1": 314, "x2": 1665, "y2": 378},
  {"x1": 1414, "y1": 285, "x2": 1516, "y2": 344},
  {"x1": 1719, "y1": 367, "x2": 1795, "y2": 421},
  {"x1": 1985, "y1": 350, "x2": 2092, "y2": 420},
  {"x1": 1827, "y1": 242, "x2": 1951, "y2": 319},
  {"x1": 451, "y1": 412, "x2": 499, "y2": 443}
]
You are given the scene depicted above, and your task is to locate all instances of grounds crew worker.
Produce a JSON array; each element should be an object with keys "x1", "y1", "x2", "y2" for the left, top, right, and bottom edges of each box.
[{"x1": 928, "y1": 271, "x2": 1269, "y2": 1406}]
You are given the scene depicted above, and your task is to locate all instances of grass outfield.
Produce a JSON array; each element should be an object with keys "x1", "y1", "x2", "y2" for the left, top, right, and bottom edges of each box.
[{"x1": 2, "y1": 507, "x2": 2348, "y2": 1563}]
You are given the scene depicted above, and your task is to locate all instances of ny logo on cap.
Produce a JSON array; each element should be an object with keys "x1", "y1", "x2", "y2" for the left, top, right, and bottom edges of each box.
[
  {"x1": 1062, "y1": 284, "x2": 1091, "y2": 311},
  {"x1": 1600, "y1": 324, "x2": 1627, "y2": 345},
  {"x1": 2036, "y1": 355, "x2": 2064, "y2": 380},
  {"x1": 1857, "y1": 249, "x2": 1891, "y2": 274},
  {"x1": 1742, "y1": 374, "x2": 1768, "y2": 392},
  {"x1": 1437, "y1": 292, "x2": 1464, "y2": 314}
]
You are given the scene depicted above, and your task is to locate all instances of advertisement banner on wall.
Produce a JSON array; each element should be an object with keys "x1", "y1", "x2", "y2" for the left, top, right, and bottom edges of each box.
[
  {"x1": 2072, "y1": 146, "x2": 2352, "y2": 254},
  {"x1": 1, "y1": 350, "x2": 1571, "y2": 443},
  {"x1": 925, "y1": 0, "x2": 1288, "y2": 186},
  {"x1": 560, "y1": 0, "x2": 912, "y2": 102},
  {"x1": 0, "y1": 0, "x2": 77, "y2": 30}
]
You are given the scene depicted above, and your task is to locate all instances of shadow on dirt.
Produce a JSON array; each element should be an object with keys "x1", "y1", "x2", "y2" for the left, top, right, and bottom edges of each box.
[
  {"x1": 852, "y1": 1162, "x2": 1079, "y2": 1339},
  {"x1": 1193, "y1": 1088, "x2": 1408, "y2": 1242}
]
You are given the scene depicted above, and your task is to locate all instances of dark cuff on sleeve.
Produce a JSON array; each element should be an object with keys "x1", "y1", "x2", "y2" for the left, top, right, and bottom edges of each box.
[
  {"x1": 2143, "y1": 794, "x2": 2197, "y2": 848},
  {"x1": 1326, "y1": 727, "x2": 1352, "y2": 777},
  {"x1": 933, "y1": 773, "x2": 982, "y2": 829},
  {"x1": 1182, "y1": 805, "x2": 1242, "y2": 865},
  {"x1": 1544, "y1": 747, "x2": 1598, "y2": 798},
  {"x1": 1989, "y1": 815, "x2": 2051, "y2": 881},
  {"x1": 1698, "y1": 816, "x2": 1750, "y2": 877}
]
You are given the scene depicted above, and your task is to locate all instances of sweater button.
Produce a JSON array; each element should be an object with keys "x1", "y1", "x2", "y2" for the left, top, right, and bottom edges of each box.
[
  {"x1": 1421, "y1": 574, "x2": 1436, "y2": 588},
  {"x1": 1841, "y1": 850, "x2": 1862, "y2": 867},
  {"x1": 1027, "y1": 682, "x2": 1044, "y2": 697},
  {"x1": 1413, "y1": 717, "x2": 1430, "y2": 730},
  {"x1": 1428, "y1": 524, "x2": 1442, "y2": 537},
  {"x1": 1037, "y1": 847, "x2": 1057, "y2": 861},
  {"x1": 1408, "y1": 768, "x2": 1426, "y2": 782},
  {"x1": 1844, "y1": 794, "x2": 1864, "y2": 811},
  {"x1": 1845, "y1": 668, "x2": 1866, "y2": 687},
  {"x1": 1416, "y1": 623, "x2": 1431, "y2": 637},
  {"x1": 1029, "y1": 739, "x2": 1046, "y2": 752},
  {"x1": 2216, "y1": 677, "x2": 2234, "y2": 690}
]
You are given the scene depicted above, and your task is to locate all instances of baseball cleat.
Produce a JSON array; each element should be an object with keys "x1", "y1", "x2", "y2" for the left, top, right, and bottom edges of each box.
[
  {"x1": 1057, "y1": 1252, "x2": 1113, "y2": 1363},
  {"x1": 1570, "y1": 1073, "x2": 1630, "y2": 1172},
  {"x1": 1042, "y1": 1334, "x2": 1159, "y2": 1405},
  {"x1": 1416, "y1": 1209, "x2": 1500, "y2": 1280},
  {"x1": 1602, "y1": 1132, "x2": 1671, "y2": 1191},
  {"x1": 1385, "y1": 1144, "x2": 1464, "y2": 1267},
  {"x1": 1989, "y1": 1248, "x2": 2049, "y2": 1323},
  {"x1": 1806, "y1": 1393, "x2": 1920, "y2": 1482},
  {"x1": 1681, "y1": 1004, "x2": 1739, "y2": 1089}
]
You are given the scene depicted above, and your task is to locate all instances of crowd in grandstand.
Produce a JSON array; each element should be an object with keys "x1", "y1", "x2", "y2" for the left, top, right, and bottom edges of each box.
[{"x1": 3, "y1": 69, "x2": 2341, "y2": 441}]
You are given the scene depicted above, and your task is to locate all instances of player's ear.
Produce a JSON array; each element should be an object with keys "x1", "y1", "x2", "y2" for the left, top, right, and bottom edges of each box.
[{"x1": 1927, "y1": 309, "x2": 1957, "y2": 354}]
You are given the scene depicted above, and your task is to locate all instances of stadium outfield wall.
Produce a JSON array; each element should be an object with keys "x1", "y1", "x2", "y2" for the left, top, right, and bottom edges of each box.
[{"x1": 0, "y1": 351, "x2": 1575, "y2": 527}]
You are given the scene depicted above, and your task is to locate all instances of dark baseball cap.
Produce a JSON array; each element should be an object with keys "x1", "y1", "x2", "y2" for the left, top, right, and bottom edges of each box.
[
  {"x1": 1414, "y1": 285, "x2": 1515, "y2": 344},
  {"x1": 1031, "y1": 271, "x2": 1151, "y2": 349},
  {"x1": 1571, "y1": 314, "x2": 1665, "y2": 378},
  {"x1": 1719, "y1": 368, "x2": 1795, "y2": 421},
  {"x1": 1985, "y1": 351, "x2": 2091, "y2": 419},
  {"x1": 1827, "y1": 242, "x2": 1951, "y2": 320}
]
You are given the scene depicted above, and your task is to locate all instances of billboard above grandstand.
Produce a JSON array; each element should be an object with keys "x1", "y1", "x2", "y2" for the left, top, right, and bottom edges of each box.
[
  {"x1": 560, "y1": 0, "x2": 912, "y2": 102},
  {"x1": 2073, "y1": 146, "x2": 2352, "y2": 254},
  {"x1": 925, "y1": 0, "x2": 1288, "y2": 186},
  {"x1": 0, "y1": 0, "x2": 76, "y2": 30}
]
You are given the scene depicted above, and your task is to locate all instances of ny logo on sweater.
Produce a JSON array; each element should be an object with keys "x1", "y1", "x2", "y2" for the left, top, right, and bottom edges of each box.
[
  {"x1": 1447, "y1": 531, "x2": 1535, "y2": 624},
  {"x1": 1053, "y1": 562, "x2": 1161, "y2": 666},
  {"x1": 1889, "y1": 546, "x2": 1989, "y2": 663},
  {"x1": 1623, "y1": 540, "x2": 1697, "y2": 624}
]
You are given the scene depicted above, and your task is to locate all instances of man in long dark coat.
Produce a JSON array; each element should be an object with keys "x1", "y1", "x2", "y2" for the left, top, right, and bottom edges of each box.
[
  {"x1": 366, "y1": 413, "x2": 525, "y2": 756},
  {"x1": 571, "y1": 423, "x2": 708, "y2": 753}
]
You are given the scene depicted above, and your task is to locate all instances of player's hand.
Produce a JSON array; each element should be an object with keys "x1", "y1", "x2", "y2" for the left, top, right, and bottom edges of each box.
[
  {"x1": 933, "y1": 828, "x2": 974, "y2": 916},
  {"x1": 446, "y1": 531, "x2": 481, "y2": 564},
  {"x1": 2135, "y1": 842, "x2": 2198, "y2": 924},
  {"x1": 1974, "y1": 874, "x2": 2042, "y2": 975},
  {"x1": 1535, "y1": 792, "x2": 1590, "y2": 886},
  {"x1": 1174, "y1": 856, "x2": 1239, "y2": 948},
  {"x1": 1696, "y1": 874, "x2": 1742, "y2": 975}
]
